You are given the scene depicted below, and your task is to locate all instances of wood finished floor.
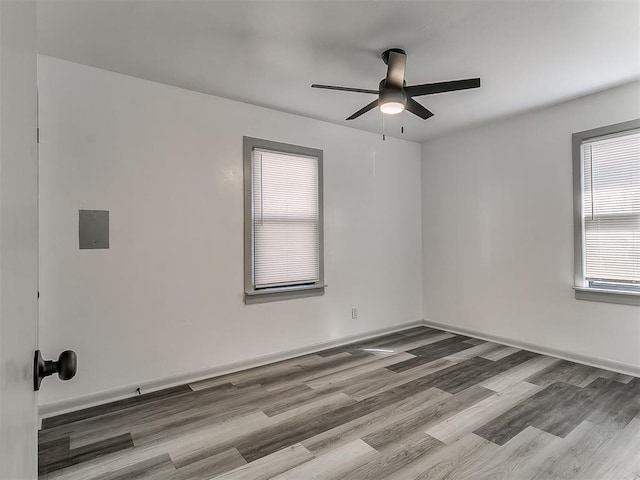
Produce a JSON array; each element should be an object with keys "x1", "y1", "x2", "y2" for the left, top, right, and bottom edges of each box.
[{"x1": 38, "y1": 326, "x2": 640, "y2": 480}]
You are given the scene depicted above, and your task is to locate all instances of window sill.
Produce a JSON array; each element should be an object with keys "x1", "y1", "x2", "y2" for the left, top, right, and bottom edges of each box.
[
  {"x1": 574, "y1": 287, "x2": 640, "y2": 306},
  {"x1": 245, "y1": 284, "x2": 326, "y2": 304}
]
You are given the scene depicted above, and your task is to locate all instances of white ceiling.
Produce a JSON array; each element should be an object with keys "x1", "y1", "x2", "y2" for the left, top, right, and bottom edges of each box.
[{"x1": 37, "y1": 1, "x2": 640, "y2": 143}]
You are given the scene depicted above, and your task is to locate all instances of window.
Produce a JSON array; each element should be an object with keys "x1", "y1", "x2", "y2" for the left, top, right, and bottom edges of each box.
[
  {"x1": 572, "y1": 119, "x2": 640, "y2": 306},
  {"x1": 243, "y1": 137, "x2": 324, "y2": 303}
]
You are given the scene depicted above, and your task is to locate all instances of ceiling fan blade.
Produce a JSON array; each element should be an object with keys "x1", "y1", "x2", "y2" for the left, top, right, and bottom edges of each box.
[
  {"x1": 405, "y1": 78, "x2": 481, "y2": 97},
  {"x1": 312, "y1": 84, "x2": 378, "y2": 94},
  {"x1": 406, "y1": 98, "x2": 434, "y2": 120},
  {"x1": 385, "y1": 50, "x2": 406, "y2": 88},
  {"x1": 346, "y1": 99, "x2": 379, "y2": 120}
]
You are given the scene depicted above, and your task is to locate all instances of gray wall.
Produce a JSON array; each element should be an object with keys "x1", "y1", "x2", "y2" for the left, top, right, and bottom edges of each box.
[
  {"x1": 421, "y1": 81, "x2": 640, "y2": 371},
  {"x1": 38, "y1": 55, "x2": 423, "y2": 410}
]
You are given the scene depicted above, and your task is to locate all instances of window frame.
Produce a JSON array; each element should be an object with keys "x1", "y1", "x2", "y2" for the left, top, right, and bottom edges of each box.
[
  {"x1": 243, "y1": 136, "x2": 325, "y2": 304},
  {"x1": 572, "y1": 119, "x2": 640, "y2": 306}
]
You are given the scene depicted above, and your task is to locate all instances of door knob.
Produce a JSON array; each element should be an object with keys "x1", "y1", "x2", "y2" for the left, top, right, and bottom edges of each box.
[{"x1": 34, "y1": 349, "x2": 77, "y2": 391}]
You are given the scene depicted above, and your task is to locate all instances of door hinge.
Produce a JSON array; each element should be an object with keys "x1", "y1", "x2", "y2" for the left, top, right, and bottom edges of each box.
[{"x1": 37, "y1": 128, "x2": 39, "y2": 144}]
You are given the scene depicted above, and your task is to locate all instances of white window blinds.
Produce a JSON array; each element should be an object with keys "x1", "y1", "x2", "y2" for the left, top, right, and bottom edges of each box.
[
  {"x1": 582, "y1": 129, "x2": 640, "y2": 287},
  {"x1": 252, "y1": 148, "x2": 320, "y2": 289}
]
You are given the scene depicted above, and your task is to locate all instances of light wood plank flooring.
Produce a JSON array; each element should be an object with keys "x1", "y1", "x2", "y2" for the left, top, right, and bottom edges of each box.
[{"x1": 38, "y1": 326, "x2": 640, "y2": 479}]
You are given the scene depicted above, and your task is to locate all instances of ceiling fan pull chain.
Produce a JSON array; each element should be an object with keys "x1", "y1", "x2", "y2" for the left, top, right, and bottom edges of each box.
[
  {"x1": 382, "y1": 114, "x2": 386, "y2": 141},
  {"x1": 401, "y1": 111, "x2": 405, "y2": 134}
]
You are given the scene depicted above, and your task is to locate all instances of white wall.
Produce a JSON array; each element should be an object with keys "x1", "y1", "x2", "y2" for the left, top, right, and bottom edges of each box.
[
  {"x1": 38, "y1": 56, "x2": 422, "y2": 408},
  {"x1": 422, "y1": 81, "x2": 640, "y2": 371}
]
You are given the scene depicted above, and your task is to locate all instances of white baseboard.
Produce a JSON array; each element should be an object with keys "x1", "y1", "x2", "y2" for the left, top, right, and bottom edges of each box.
[
  {"x1": 40, "y1": 318, "x2": 639, "y2": 421},
  {"x1": 38, "y1": 320, "x2": 424, "y2": 420},
  {"x1": 422, "y1": 319, "x2": 640, "y2": 378}
]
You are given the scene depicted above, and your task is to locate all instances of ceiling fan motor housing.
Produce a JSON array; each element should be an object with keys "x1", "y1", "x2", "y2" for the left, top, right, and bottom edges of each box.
[{"x1": 378, "y1": 80, "x2": 407, "y2": 108}]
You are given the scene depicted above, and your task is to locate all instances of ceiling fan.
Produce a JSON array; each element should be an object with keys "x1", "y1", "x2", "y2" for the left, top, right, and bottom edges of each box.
[{"x1": 312, "y1": 48, "x2": 480, "y2": 121}]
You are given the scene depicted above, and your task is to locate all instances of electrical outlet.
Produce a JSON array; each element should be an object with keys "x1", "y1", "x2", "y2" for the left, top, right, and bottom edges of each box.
[{"x1": 352, "y1": 307, "x2": 358, "y2": 319}]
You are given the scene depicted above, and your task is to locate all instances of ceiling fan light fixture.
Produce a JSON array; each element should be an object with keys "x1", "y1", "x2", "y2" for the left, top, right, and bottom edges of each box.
[
  {"x1": 379, "y1": 101, "x2": 405, "y2": 115},
  {"x1": 378, "y1": 88, "x2": 407, "y2": 115}
]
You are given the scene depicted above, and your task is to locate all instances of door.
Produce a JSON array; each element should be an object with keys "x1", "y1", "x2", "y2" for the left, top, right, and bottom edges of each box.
[{"x1": 0, "y1": 2, "x2": 39, "y2": 479}]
